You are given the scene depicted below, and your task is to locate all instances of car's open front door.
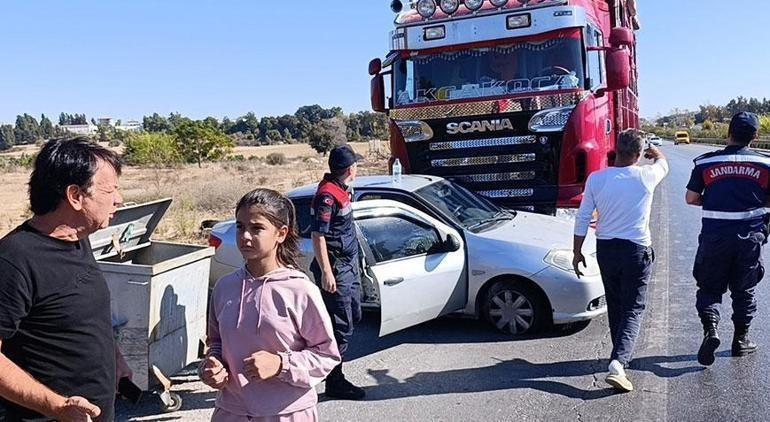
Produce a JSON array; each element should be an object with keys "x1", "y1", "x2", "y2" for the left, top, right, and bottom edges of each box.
[{"x1": 353, "y1": 200, "x2": 466, "y2": 336}]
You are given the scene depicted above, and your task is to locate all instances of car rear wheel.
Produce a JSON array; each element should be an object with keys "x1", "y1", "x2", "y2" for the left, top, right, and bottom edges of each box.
[{"x1": 481, "y1": 280, "x2": 550, "y2": 335}]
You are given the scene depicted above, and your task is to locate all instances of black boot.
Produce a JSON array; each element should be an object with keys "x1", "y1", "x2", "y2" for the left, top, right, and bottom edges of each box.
[
  {"x1": 697, "y1": 314, "x2": 720, "y2": 366},
  {"x1": 325, "y1": 363, "x2": 365, "y2": 400},
  {"x1": 731, "y1": 325, "x2": 758, "y2": 357}
]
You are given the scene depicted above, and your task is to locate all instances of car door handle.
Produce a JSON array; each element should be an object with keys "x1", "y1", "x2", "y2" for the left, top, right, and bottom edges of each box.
[{"x1": 383, "y1": 277, "x2": 404, "y2": 286}]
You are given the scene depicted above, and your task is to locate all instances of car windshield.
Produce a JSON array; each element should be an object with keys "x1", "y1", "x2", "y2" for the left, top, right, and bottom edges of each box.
[
  {"x1": 393, "y1": 30, "x2": 584, "y2": 106},
  {"x1": 415, "y1": 180, "x2": 511, "y2": 229}
]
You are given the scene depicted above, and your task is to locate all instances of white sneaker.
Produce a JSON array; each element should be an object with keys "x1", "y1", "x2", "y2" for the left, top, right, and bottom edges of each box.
[
  {"x1": 608, "y1": 359, "x2": 625, "y2": 376},
  {"x1": 606, "y1": 360, "x2": 633, "y2": 392}
]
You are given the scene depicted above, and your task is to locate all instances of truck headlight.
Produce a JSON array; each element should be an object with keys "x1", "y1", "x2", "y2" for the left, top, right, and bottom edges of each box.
[
  {"x1": 544, "y1": 249, "x2": 600, "y2": 277},
  {"x1": 528, "y1": 105, "x2": 575, "y2": 133},
  {"x1": 396, "y1": 120, "x2": 434, "y2": 142}
]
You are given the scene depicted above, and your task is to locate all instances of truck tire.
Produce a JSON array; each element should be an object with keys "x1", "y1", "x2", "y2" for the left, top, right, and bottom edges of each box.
[{"x1": 481, "y1": 279, "x2": 550, "y2": 336}]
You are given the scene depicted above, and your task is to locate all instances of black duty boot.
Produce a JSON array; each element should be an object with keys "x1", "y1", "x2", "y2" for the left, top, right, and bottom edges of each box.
[
  {"x1": 731, "y1": 325, "x2": 758, "y2": 357},
  {"x1": 325, "y1": 363, "x2": 366, "y2": 400},
  {"x1": 697, "y1": 315, "x2": 720, "y2": 366}
]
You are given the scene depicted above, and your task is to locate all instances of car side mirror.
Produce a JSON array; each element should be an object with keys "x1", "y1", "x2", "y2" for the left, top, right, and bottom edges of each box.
[{"x1": 443, "y1": 234, "x2": 461, "y2": 252}]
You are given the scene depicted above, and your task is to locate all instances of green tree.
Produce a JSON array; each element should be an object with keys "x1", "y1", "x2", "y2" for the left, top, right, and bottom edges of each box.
[
  {"x1": 0, "y1": 124, "x2": 15, "y2": 150},
  {"x1": 221, "y1": 116, "x2": 235, "y2": 134},
  {"x1": 97, "y1": 124, "x2": 115, "y2": 143},
  {"x1": 143, "y1": 113, "x2": 171, "y2": 133},
  {"x1": 308, "y1": 117, "x2": 347, "y2": 155},
  {"x1": 167, "y1": 112, "x2": 189, "y2": 131},
  {"x1": 14, "y1": 114, "x2": 40, "y2": 144},
  {"x1": 122, "y1": 132, "x2": 181, "y2": 166},
  {"x1": 265, "y1": 129, "x2": 283, "y2": 144},
  {"x1": 39, "y1": 114, "x2": 55, "y2": 139},
  {"x1": 174, "y1": 120, "x2": 234, "y2": 167},
  {"x1": 760, "y1": 115, "x2": 770, "y2": 137}
]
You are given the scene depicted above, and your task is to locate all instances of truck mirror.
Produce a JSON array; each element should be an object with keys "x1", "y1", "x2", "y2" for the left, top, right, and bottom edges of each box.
[
  {"x1": 368, "y1": 58, "x2": 382, "y2": 76},
  {"x1": 371, "y1": 74, "x2": 386, "y2": 113},
  {"x1": 609, "y1": 27, "x2": 634, "y2": 48},
  {"x1": 605, "y1": 49, "x2": 631, "y2": 91}
]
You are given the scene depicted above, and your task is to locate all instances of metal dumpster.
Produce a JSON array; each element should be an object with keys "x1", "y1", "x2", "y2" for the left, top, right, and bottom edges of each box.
[{"x1": 89, "y1": 198, "x2": 214, "y2": 412}]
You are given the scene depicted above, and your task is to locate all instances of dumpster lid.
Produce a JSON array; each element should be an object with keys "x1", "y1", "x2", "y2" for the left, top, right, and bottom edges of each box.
[{"x1": 89, "y1": 198, "x2": 172, "y2": 260}]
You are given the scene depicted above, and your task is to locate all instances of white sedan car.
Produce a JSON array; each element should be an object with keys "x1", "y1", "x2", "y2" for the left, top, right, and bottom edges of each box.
[
  {"x1": 648, "y1": 135, "x2": 663, "y2": 146},
  {"x1": 208, "y1": 175, "x2": 605, "y2": 336}
]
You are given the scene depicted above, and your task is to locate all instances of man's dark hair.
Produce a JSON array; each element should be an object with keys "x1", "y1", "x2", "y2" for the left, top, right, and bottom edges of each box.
[
  {"x1": 616, "y1": 129, "x2": 645, "y2": 160},
  {"x1": 331, "y1": 167, "x2": 348, "y2": 178},
  {"x1": 29, "y1": 137, "x2": 123, "y2": 215}
]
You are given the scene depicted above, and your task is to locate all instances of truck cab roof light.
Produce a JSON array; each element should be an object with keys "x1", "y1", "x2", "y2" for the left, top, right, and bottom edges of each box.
[
  {"x1": 464, "y1": 0, "x2": 484, "y2": 11},
  {"x1": 489, "y1": 0, "x2": 507, "y2": 6},
  {"x1": 439, "y1": 0, "x2": 460, "y2": 14},
  {"x1": 506, "y1": 13, "x2": 531, "y2": 29},
  {"x1": 417, "y1": 0, "x2": 437, "y2": 18}
]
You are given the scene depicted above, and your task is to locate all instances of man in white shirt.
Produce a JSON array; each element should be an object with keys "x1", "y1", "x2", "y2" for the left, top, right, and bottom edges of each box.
[{"x1": 573, "y1": 129, "x2": 669, "y2": 392}]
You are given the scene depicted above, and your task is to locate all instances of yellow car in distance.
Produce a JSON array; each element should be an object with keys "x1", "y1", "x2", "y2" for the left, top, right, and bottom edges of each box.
[{"x1": 674, "y1": 131, "x2": 690, "y2": 145}]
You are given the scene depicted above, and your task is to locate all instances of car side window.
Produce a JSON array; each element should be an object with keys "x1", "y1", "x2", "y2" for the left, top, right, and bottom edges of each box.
[
  {"x1": 291, "y1": 198, "x2": 313, "y2": 239},
  {"x1": 357, "y1": 215, "x2": 441, "y2": 263},
  {"x1": 357, "y1": 192, "x2": 427, "y2": 214}
]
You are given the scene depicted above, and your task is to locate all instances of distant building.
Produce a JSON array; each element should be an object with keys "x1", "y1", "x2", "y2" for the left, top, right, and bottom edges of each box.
[
  {"x1": 115, "y1": 120, "x2": 142, "y2": 132},
  {"x1": 97, "y1": 117, "x2": 113, "y2": 126},
  {"x1": 60, "y1": 124, "x2": 97, "y2": 136}
]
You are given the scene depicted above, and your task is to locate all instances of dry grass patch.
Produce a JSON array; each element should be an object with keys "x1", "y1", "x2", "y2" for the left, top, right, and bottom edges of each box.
[{"x1": 0, "y1": 144, "x2": 388, "y2": 243}]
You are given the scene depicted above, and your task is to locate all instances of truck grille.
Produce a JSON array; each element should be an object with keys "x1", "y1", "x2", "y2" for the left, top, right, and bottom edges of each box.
[
  {"x1": 432, "y1": 153, "x2": 536, "y2": 168},
  {"x1": 429, "y1": 135, "x2": 536, "y2": 151},
  {"x1": 402, "y1": 109, "x2": 564, "y2": 210},
  {"x1": 477, "y1": 188, "x2": 535, "y2": 198},
  {"x1": 453, "y1": 171, "x2": 536, "y2": 183}
]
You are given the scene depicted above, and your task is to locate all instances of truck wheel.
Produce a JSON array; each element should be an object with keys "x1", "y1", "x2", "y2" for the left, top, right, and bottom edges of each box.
[{"x1": 481, "y1": 280, "x2": 549, "y2": 335}]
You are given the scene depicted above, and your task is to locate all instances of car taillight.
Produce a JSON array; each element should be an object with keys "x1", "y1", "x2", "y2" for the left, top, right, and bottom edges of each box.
[{"x1": 208, "y1": 234, "x2": 222, "y2": 249}]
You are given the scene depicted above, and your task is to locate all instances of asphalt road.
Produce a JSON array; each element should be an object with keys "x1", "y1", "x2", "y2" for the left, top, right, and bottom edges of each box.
[{"x1": 114, "y1": 141, "x2": 770, "y2": 421}]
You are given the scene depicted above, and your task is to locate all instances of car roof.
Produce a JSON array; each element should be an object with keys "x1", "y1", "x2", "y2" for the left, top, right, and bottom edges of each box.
[{"x1": 286, "y1": 174, "x2": 444, "y2": 199}]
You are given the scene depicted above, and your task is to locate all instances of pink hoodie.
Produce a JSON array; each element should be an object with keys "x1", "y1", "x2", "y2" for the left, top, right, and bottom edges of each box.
[{"x1": 207, "y1": 267, "x2": 341, "y2": 417}]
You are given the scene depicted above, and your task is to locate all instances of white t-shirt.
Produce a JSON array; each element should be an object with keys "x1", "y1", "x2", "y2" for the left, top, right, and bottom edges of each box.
[{"x1": 574, "y1": 159, "x2": 669, "y2": 246}]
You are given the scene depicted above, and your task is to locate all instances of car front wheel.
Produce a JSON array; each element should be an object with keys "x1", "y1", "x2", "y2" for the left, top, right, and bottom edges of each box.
[{"x1": 481, "y1": 280, "x2": 550, "y2": 335}]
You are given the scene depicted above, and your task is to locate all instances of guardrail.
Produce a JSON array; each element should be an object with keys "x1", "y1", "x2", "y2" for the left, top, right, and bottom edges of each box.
[{"x1": 690, "y1": 137, "x2": 770, "y2": 150}]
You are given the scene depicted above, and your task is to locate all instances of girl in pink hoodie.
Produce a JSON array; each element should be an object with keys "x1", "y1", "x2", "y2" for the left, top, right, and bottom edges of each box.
[{"x1": 200, "y1": 188, "x2": 341, "y2": 422}]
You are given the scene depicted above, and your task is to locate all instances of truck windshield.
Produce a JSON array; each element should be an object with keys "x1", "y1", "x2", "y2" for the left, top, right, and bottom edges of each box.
[
  {"x1": 415, "y1": 180, "x2": 510, "y2": 230},
  {"x1": 393, "y1": 32, "x2": 584, "y2": 106}
]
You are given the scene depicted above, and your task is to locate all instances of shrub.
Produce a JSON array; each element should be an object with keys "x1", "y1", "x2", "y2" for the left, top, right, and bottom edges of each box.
[
  {"x1": 760, "y1": 115, "x2": 770, "y2": 137},
  {"x1": 122, "y1": 132, "x2": 181, "y2": 167},
  {"x1": 266, "y1": 152, "x2": 287, "y2": 166}
]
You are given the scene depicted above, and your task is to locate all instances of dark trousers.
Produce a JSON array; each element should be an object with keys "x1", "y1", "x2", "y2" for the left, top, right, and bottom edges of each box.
[
  {"x1": 311, "y1": 258, "x2": 362, "y2": 360},
  {"x1": 596, "y1": 239, "x2": 654, "y2": 366},
  {"x1": 694, "y1": 231, "x2": 765, "y2": 327}
]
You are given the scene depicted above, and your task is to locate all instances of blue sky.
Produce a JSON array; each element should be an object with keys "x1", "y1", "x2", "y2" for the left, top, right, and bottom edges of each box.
[{"x1": 0, "y1": 1, "x2": 768, "y2": 125}]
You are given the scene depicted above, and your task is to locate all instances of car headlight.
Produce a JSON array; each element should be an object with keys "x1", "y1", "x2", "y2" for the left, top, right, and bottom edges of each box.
[
  {"x1": 544, "y1": 249, "x2": 601, "y2": 277},
  {"x1": 439, "y1": 0, "x2": 460, "y2": 14},
  {"x1": 417, "y1": 0, "x2": 437, "y2": 17},
  {"x1": 528, "y1": 105, "x2": 575, "y2": 133}
]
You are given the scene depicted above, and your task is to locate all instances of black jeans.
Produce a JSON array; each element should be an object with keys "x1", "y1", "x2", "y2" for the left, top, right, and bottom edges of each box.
[
  {"x1": 694, "y1": 231, "x2": 765, "y2": 327},
  {"x1": 596, "y1": 239, "x2": 654, "y2": 366}
]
